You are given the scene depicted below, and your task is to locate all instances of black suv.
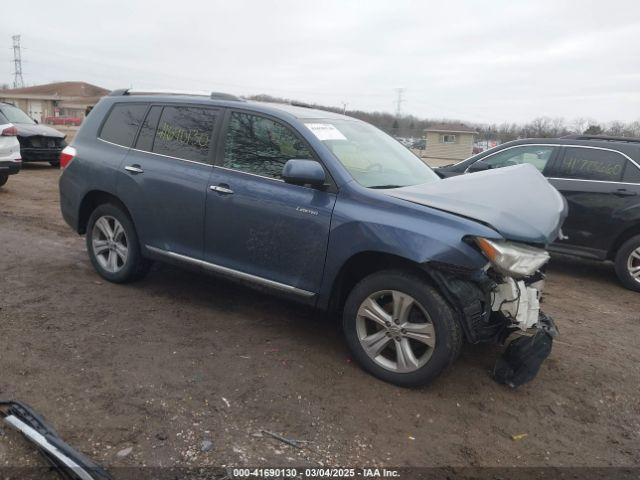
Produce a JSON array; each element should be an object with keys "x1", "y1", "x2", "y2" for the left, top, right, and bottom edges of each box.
[{"x1": 436, "y1": 136, "x2": 640, "y2": 291}]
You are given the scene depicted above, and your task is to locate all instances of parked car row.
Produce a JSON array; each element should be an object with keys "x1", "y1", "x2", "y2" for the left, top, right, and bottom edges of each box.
[
  {"x1": 435, "y1": 136, "x2": 640, "y2": 291},
  {"x1": 0, "y1": 102, "x2": 67, "y2": 167}
]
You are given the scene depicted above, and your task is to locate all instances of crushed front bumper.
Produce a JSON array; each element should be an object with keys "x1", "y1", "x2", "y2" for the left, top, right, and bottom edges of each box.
[{"x1": 427, "y1": 265, "x2": 558, "y2": 387}]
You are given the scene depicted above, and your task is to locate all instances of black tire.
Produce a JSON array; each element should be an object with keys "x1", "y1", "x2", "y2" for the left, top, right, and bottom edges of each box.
[
  {"x1": 86, "y1": 203, "x2": 151, "y2": 283},
  {"x1": 614, "y1": 235, "x2": 640, "y2": 292},
  {"x1": 49, "y1": 161, "x2": 60, "y2": 168},
  {"x1": 0, "y1": 174, "x2": 7, "y2": 187},
  {"x1": 343, "y1": 269, "x2": 462, "y2": 387}
]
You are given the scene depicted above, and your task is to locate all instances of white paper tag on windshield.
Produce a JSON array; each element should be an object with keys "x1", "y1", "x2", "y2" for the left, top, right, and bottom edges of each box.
[{"x1": 305, "y1": 123, "x2": 347, "y2": 141}]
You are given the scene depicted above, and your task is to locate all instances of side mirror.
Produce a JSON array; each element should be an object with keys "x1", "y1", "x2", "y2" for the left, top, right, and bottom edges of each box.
[
  {"x1": 282, "y1": 159, "x2": 326, "y2": 187},
  {"x1": 467, "y1": 161, "x2": 491, "y2": 173}
]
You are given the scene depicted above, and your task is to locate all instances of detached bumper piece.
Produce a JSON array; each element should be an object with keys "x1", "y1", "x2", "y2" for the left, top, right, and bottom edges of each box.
[
  {"x1": 493, "y1": 313, "x2": 558, "y2": 388},
  {"x1": 0, "y1": 401, "x2": 112, "y2": 480}
]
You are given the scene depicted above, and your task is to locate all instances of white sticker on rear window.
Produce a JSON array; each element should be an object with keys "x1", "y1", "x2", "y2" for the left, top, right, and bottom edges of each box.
[{"x1": 305, "y1": 123, "x2": 347, "y2": 141}]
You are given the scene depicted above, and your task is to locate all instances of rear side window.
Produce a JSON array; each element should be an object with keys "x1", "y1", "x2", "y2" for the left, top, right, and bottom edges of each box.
[
  {"x1": 623, "y1": 161, "x2": 640, "y2": 183},
  {"x1": 551, "y1": 147, "x2": 626, "y2": 182},
  {"x1": 99, "y1": 103, "x2": 148, "y2": 147},
  {"x1": 135, "y1": 106, "x2": 162, "y2": 152},
  {"x1": 223, "y1": 111, "x2": 313, "y2": 179},
  {"x1": 152, "y1": 106, "x2": 217, "y2": 163}
]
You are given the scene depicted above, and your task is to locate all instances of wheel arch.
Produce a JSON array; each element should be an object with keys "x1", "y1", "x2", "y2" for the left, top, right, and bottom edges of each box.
[
  {"x1": 608, "y1": 224, "x2": 640, "y2": 260},
  {"x1": 327, "y1": 251, "x2": 435, "y2": 317},
  {"x1": 77, "y1": 190, "x2": 131, "y2": 234}
]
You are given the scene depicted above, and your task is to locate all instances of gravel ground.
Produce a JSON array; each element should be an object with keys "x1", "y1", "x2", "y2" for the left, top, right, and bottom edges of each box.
[{"x1": 0, "y1": 165, "x2": 638, "y2": 475}]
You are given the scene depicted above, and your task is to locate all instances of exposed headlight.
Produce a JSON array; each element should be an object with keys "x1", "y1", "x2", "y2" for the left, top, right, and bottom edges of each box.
[{"x1": 474, "y1": 237, "x2": 550, "y2": 278}]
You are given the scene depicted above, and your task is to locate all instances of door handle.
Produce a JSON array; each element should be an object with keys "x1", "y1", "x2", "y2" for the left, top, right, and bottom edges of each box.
[
  {"x1": 615, "y1": 188, "x2": 638, "y2": 197},
  {"x1": 125, "y1": 165, "x2": 144, "y2": 174},
  {"x1": 209, "y1": 185, "x2": 234, "y2": 194}
]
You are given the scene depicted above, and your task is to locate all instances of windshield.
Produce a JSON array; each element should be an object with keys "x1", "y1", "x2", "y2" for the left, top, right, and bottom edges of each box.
[
  {"x1": 0, "y1": 104, "x2": 36, "y2": 125},
  {"x1": 304, "y1": 119, "x2": 440, "y2": 188}
]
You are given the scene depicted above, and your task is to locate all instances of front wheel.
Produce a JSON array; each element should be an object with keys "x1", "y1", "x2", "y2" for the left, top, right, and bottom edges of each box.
[
  {"x1": 0, "y1": 174, "x2": 7, "y2": 187},
  {"x1": 614, "y1": 235, "x2": 640, "y2": 292},
  {"x1": 342, "y1": 270, "x2": 462, "y2": 387},
  {"x1": 86, "y1": 203, "x2": 150, "y2": 283}
]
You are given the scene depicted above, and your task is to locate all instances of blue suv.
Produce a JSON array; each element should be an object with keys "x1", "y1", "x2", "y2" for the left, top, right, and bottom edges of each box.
[{"x1": 59, "y1": 90, "x2": 566, "y2": 387}]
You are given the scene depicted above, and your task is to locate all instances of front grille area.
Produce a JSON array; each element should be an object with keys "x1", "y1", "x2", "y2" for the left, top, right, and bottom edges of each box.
[{"x1": 20, "y1": 136, "x2": 63, "y2": 149}]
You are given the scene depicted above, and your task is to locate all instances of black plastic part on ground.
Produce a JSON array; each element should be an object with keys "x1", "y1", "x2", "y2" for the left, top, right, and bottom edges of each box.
[
  {"x1": 0, "y1": 401, "x2": 112, "y2": 480},
  {"x1": 493, "y1": 316, "x2": 556, "y2": 388}
]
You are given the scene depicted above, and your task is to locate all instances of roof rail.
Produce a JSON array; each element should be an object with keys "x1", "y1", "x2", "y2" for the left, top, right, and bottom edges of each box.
[
  {"x1": 108, "y1": 88, "x2": 244, "y2": 101},
  {"x1": 561, "y1": 134, "x2": 640, "y2": 144}
]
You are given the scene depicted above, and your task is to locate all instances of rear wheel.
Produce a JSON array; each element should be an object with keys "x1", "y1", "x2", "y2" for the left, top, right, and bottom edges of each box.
[
  {"x1": 0, "y1": 174, "x2": 7, "y2": 187},
  {"x1": 86, "y1": 203, "x2": 150, "y2": 283},
  {"x1": 614, "y1": 235, "x2": 640, "y2": 292},
  {"x1": 342, "y1": 270, "x2": 462, "y2": 387},
  {"x1": 49, "y1": 161, "x2": 60, "y2": 168}
]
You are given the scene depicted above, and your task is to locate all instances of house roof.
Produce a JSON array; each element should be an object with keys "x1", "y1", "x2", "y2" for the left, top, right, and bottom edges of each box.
[
  {"x1": 0, "y1": 82, "x2": 109, "y2": 101},
  {"x1": 425, "y1": 123, "x2": 478, "y2": 134}
]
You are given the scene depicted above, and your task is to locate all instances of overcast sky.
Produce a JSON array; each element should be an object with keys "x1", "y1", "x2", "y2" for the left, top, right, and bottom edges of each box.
[{"x1": 1, "y1": 0, "x2": 639, "y2": 124}]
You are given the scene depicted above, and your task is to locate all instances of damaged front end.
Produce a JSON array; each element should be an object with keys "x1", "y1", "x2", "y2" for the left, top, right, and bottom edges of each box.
[{"x1": 427, "y1": 237, "x2": 558, "y2": 388}]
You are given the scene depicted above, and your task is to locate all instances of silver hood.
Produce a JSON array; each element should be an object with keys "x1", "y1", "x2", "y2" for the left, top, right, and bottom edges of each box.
[{"x1": 383, "y1": 164, "x2": 567, "y2": 245}]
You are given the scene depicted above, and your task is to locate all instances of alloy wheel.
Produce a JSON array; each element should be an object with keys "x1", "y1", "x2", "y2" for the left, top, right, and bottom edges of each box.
[
  {"x1": 91, "y1": 215, "x2": 128, "y2": 273},
  {"x1": 355, "y1": 290, "x2": 436, "y2": 373},
  {"x1": 628, "y1": 247, "x2": 640, "y2": 285}
]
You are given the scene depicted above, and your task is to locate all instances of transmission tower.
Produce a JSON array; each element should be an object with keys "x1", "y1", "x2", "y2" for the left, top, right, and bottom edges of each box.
[
  {"x1": 12, "y1": 35, "x2": 24, "y2": 88},
  {"x1": 394, "y1": 88, "x2": 405, "y2": 117}
]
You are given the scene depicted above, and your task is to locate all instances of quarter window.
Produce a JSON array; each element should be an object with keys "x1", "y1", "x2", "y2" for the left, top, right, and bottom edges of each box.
[
  {"x1": 551, "y1": 147, "x2": 626, "y2": 182},
  {"x1": 99, "y1": 103, "x2": 148, "y2": 147},
  {"x1": 152, "y1": 106, "x2": 217, "y2": 163},
  {"x1": 481, "y1": 145, "x2": 554, "y2": 172},
  {"x1": 223, "y1": 112, "x2": 313, "y2": 179}
]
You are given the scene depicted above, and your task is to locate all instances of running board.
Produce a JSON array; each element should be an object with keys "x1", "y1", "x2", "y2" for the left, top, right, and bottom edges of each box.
[{"x1": 145, "y1": 245, "x2": 316, "y2": 298}]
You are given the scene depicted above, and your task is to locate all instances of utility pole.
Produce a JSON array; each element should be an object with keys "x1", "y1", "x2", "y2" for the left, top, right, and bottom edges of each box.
[
  {"x1": 394, "y1": 87, "x2": 405, "y2": 118},
  {"x1": 12, "y1": 35, "x2": 24, "y2": 88}
]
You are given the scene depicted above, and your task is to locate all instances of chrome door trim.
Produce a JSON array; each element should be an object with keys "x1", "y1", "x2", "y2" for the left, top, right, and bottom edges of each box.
[{"x1": 145, "y1": 245, "x2": 316, "y2": 298}]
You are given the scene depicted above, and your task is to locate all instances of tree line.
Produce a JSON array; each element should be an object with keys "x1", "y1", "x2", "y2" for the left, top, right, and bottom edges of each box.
[{"x1": 248, "y1": 94, "x2": 640, "y2": 142}]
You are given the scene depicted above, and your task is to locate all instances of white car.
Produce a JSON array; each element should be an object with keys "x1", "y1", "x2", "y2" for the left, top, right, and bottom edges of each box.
[{"x1": 0, "y1": 123, "x2": 21, "y2": 187}]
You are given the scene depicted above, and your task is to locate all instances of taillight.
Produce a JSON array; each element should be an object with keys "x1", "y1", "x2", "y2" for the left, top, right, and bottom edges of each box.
[
  {"x1": 60, "y1": 146, "x2": 77, "y2": 169},
  {"x1": 1, "y1": 125, "x2": 17, "y2": 136}
]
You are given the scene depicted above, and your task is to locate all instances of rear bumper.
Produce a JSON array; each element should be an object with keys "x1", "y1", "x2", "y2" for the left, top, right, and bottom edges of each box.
[
  {"x1": 21, "y1": 147, "x2": 63, "y2": 162},
  {"x1": 0, "y1": 160, "x2": 21, "y2": 175}
]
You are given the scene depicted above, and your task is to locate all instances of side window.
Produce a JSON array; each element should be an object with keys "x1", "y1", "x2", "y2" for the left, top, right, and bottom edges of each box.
[
  {"x1": 223, "y1": 112, "x2": 313, "y2": 179},
  {"x1": 135, "y1": 106, "x2": 162, "y2": 152},
  {"x1": 551, "y1": 147, "x2": 626, "y2": 182},
  {"x1": 99, "y1": 103, "x2": 148, "y2": 147},
  {"x1": 152, "y1": 106, "x2": 217, "y2": 163},
  {"x1": 622, "y1": 161, "x2": 640, "y2": 183},
  {"x1": 482, "y1": 145, "x2": 554, "y2": 172}
]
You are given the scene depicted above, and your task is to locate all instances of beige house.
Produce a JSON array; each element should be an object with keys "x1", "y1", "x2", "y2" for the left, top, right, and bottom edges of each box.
[
  {"x1": 423, "y1": 123, "x2": 477, "y2": 165},
  {"x1": 0, "y1": 81, "x2": 109, "y2": 123}
]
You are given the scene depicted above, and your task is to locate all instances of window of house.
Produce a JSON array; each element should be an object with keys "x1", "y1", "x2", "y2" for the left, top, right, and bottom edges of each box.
[
  {"x1": 481, "y1": 145, "x2": 555, "y2": 172},
  {"x1": 99, "y1": 103, "x2": 148, "y2": 147},
  {"x1": 151, "y1": 106, "x2": 217, "y2": 163},
  {"x1": 550, "y1": 147, "x2": 626, "y2": 182},
  {"x1": 223, "y1": 112, "x2": 313, "y2": 179},
  {"x1": 441, "y1": 134, "x2": 456, "y2": 144}
]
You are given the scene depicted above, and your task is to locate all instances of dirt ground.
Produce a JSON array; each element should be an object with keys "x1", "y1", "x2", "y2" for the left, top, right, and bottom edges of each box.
[{"x1": 0, "y1": 165, "x2": 638, "y2": 475}]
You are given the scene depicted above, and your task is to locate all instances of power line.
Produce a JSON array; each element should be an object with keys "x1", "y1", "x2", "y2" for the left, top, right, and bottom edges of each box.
[{"x1": 12, "y1": 35, "x2": 24, "y2": 88}]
